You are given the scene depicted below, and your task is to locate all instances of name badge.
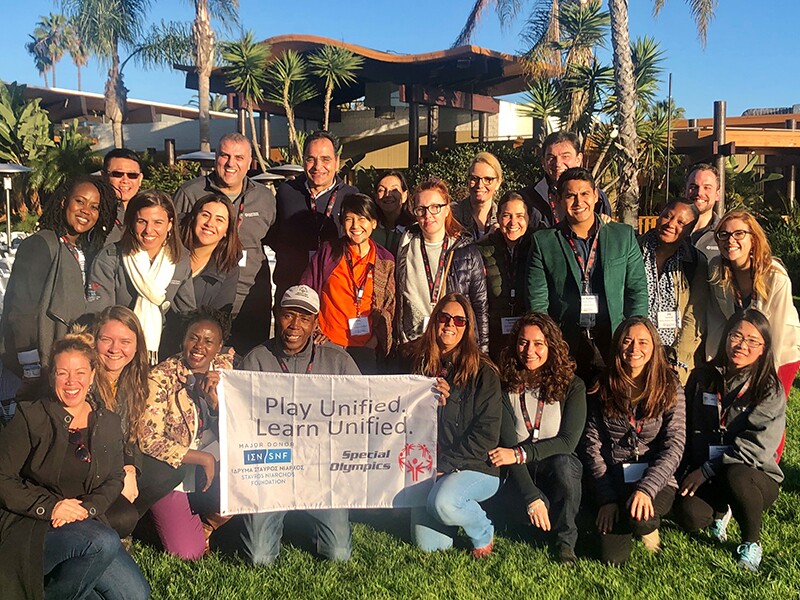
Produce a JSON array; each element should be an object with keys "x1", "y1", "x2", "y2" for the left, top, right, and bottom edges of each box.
[
  {"x1": 708, "y1": 445, "x2": 731, "y2": 460},
  {"x1": 657, "y1": 310, "x2": 680, "y2": 330},
  {"x1": 702, "y1": 392, "x2": 717, "y2": 407},
  {"x1": 348, "y1": 316, "x2": 370, "y2": 336},
  {"x1": 622, "y1": 462, "x2": 648, "y2": 483},
  {"x1": 501, "y1": 317, "x2": 520, "y2": 335},
  {"x1": 580, "y1": 294, "x2": 599, "y2": 315},
  {"x1": 238, "y1": 249, "x2": 247, "y2": 267}
]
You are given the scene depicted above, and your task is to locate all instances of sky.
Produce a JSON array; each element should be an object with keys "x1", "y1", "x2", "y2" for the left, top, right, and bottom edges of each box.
[{"x1": 3, "y1": 1, "x2": 797, "y2": 120}]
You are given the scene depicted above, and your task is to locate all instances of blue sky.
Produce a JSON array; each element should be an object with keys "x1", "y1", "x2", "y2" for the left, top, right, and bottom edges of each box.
[{"x1": 3, "y1": 1, "x2": 796, "y2": 119}]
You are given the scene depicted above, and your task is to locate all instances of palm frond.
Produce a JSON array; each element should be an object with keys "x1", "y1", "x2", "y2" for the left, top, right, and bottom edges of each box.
[
  {"x1": 127, "y1": 20, "x2": 192, "y2": 70},
  {"x1": 452, "y1": 0, "x2": 493, "y2": 47},
  {"x1": 307, "y1": 45, "x2": 364, "y2": 90}
]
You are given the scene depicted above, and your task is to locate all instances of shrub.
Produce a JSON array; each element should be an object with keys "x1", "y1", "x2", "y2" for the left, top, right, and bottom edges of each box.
[{"x1": 142, "y1": 161, "x2": 200, "y2": 196}]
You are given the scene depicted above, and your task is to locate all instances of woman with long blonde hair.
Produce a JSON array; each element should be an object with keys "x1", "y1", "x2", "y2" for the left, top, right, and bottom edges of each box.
[{"x1": 706, "y1": 210, "x2": 800, "y2": 396}]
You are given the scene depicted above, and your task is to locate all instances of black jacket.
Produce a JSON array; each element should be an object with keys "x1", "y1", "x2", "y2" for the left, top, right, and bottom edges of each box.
[
  {"x1": 0, "y1": 398, "x2": 124, "y2": 600},
  {"x1": 447, "y1": 240, "x2": 490, "y2": 354},
  {"x1": 437, "y1": 362, "x2": 502, "y2": 476},
  {"x1": 519, "y1": 177, "x2": 612, "y2": 231}
]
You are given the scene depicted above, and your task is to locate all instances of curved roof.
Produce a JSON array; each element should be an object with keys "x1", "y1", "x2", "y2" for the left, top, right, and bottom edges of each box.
[{"x1": 184, "y1": 34, "x2": 528, "y2": 110}]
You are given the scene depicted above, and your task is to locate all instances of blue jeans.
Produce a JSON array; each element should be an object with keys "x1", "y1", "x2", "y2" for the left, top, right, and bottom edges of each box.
[
  {"x1": 412, "y1": 470, "x2": 500, "y2": 551},
  {"x1": 212, "y1": 509, "x2": 352, "y2": 565},
  {"x1": 43, "y1": 519, "x2": 150, "y2": 600}
]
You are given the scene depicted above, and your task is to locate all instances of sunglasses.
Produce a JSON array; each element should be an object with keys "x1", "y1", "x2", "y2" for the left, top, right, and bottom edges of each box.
[
  {"x1": 68, "y1": 429, "x2": 91, "y2": 463},
  {"x1": 437, "y1": 312, "x2": 468, "y2": 328},
  {"x1": 106, "y1": 170, "x2": 141, "y2": 179}
]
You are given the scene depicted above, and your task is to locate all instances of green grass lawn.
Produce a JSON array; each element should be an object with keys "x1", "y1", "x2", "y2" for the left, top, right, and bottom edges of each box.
[{"x1": 132, "y1": 387, "x2": 800, "y2": 600}]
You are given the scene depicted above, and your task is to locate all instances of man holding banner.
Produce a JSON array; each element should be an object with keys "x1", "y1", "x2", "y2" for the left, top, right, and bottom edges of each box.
[{"x1": 213, "y1": 285, "x2": 360, "y2": 564}]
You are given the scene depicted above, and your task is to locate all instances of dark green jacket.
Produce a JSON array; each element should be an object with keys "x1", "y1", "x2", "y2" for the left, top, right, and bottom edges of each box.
[{"x1": 527, "y1": 220, "x2": 648, "y2": 344}]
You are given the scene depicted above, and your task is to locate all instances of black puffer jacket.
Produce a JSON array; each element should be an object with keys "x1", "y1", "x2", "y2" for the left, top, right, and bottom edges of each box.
[{"x1": 448, "y1": 237, "x2": 490, "y2": 354}]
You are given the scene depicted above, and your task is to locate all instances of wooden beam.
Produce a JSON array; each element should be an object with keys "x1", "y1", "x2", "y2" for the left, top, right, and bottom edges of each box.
[{"x1": 399, "y1": 84, "x2": 499, "y2": 113}]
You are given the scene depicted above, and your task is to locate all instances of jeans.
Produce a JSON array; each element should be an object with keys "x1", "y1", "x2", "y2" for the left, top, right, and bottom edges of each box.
[
  {"x1": 211, "y1": 509, "x2": 352, "y2": 565},
  {"x1": 43, "y1": 519, "x2": 150, "y2": 600},
  {"x1": 523, "y1": 453, "x2": 583, "y2": 549},
  {"x1": 412, "y1": 470, "x2": 500, "y2": 551}
]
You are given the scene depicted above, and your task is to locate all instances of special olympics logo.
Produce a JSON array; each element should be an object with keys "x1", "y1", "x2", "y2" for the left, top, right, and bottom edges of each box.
[{"x1": 398, "y1": 444, "x2": 433, "y2": 482}]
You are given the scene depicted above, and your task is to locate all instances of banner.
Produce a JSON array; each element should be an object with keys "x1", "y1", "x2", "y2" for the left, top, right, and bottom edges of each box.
[{"x1": 218, "y1": 371, "x2": 438, "y2": 515}]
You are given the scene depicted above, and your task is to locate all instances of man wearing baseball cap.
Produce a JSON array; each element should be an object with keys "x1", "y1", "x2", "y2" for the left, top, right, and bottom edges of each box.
[{"x1": 212, "y1": 284, "x2": 360, "y2": 564}]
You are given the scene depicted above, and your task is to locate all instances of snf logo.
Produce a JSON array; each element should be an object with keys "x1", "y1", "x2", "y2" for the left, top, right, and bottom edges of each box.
[{"x1": 398, "y1": 444, "x2": 433, "y2": 482}]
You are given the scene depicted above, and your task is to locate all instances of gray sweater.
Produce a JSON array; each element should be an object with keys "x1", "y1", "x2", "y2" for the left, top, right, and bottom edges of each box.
[{"x1": 240, "y1": 338, "x2": 361, "y2": 376}]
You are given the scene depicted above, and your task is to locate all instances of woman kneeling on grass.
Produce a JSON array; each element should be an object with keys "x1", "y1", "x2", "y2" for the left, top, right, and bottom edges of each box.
[
  {"x1": 674, "y1": 309, "x2": 785, "y2": 572},
  {"x1": 581, "y1": 317, "x2": 686, "y2": 565},
  {"x1": 488, "y1": 313, "x2": 585, "y2": 564},
  {"x1": 405, "y1": 293, "x2": 502, "y2": 558}
]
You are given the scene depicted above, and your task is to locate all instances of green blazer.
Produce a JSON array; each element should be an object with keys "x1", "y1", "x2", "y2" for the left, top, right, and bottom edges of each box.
[{"x1": 527, "y1": 220, "x2": 648, "y2": 341}]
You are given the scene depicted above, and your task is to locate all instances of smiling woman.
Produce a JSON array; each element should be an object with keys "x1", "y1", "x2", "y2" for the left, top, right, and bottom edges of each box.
[
  {"x1": 88, "y1": 190, "x2": 197, "y2": 364},
  {"x1": 300, "y1": 193, "x2": 396, "y2": 373},
  {"x1": 0, "y1": 176, "x2": 117, "y2": 395}
]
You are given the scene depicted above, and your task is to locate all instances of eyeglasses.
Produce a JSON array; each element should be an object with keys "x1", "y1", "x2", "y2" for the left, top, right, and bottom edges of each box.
[
  {"x1": 468, "y1": 175, "x2": 497, "y2": 186},
  {"x1": 715, "y1": 229, "x2": 751, "y2": 242},
  {"x1": 68, "y1": 429, "x2": 91, "y2": 463},
  {"x1": 413, "y1": 204, "x2": 447, "y2": 217},
  {"x1": 437, "y1": 312, "x2": 468, "y2": 328},
  {"x1": 728, "y1": 331, "x2": 764, "y2": 349},
  {"x1": 106, "y1": 171, "x2": 141, "y2": 180}
]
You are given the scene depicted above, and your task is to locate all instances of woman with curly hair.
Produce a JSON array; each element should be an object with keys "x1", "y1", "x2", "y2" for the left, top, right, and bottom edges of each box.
[
  {"x1": 89, "y1": 190, "x2": 196, "y2": 364},
  {"x1": 706, "y1": 210, "x2": 800, "y2": 396},
  {"x1": 92, "y1": 306, "x2": 149, "y2": 537},
  {"x1": 487, "y1": 313, "x2": 586, "y2": 564},
  {"x1": 1, "y1": 176, "x2": 117, "y2": 393},
  {"x1": 675, "y1": 309, "x2": 785, "y2": 572},
  {"x1": 136, "y1": 307, "x2": 233, "y2": 560},
  {"x1": 405, "y1": 293, "x2": 502, "y2": 558},
  {"x1": 581, "y1": 317, "x2": 686, "y2": 565}
]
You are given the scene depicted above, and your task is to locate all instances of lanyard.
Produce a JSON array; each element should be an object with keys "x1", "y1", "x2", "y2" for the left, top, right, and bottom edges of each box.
[
  {"x1": 716, "y1": 379, "x2": 751, "y2": 431},
  {"x1": 548, "y1": 186, "x2": 560, "y2": 226},
  {"x1": 628, "y1": 414, "x2": 643, "y2": 461},
  {"x1": 60, "y1": 236, "x2": 81, "y2": 264},
  {"x1": 236, "y1": 196, "x2": 245, "y2": 229},
  {"x1": 309, "y1": 187, "x2": 338, "y2": 218},
  {"x1": 344, "y1": 249, "x2": 374, "y2": 311},
  {"x1": 519, "y1": 389, "x2": 546, "y2": 440},
  {"x1": 420, "y1": 237, "x2": 450, "y2": 306},
  {"x1": 565, "y1": 221, "x2": 601, "y2": 293},
  {"x1": 507, "y1": 244, "x2": 518, "y2": 306},
  {"x1": 278, "y1": 344, "x2": 315, "y2": 374}
]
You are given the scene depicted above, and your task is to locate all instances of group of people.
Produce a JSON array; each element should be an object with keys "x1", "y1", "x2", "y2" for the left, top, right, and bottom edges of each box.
[{"x1": 0, "y1": 128, "x2": 797, "y2": 598}]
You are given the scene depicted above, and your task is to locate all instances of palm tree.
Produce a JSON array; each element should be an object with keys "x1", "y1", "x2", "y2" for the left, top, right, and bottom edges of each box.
[
  {"x1": 190, "y1": 0, "x2": 239, "y2": 153},
  {"x1": 31, "y1": 14, "x2": 68, "y2": 88},
  {"x1": 64, "y1": 18, "x2": 89, "y2": 91},
  {"x1": 265, "y1": 50, "x2": 319, "y2": 163},
  {"x1": 29, "y1": 120, "x2": 99, "y2": 194},
  {"x1": 26, "y1": 34, "x2": 52, "y2": 87},
  {"x1": 220, "y1": 32, "x2": 270, "y2": 171},
  {"x1": 61, "y1": 0, "x2": 151, "y2": 148},
  {"x1": 307, "y1": 45, "x2": 363, "y2": 131}
]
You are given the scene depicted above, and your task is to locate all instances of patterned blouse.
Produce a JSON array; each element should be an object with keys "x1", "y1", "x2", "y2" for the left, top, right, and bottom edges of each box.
[{"x1": 641, "y1": 232, "x2": 686, "y2": 347}]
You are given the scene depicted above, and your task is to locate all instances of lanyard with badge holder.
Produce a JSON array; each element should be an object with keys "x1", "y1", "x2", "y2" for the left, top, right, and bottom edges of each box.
[
  {"x1": 308, "y1": 184, "x2": 340, "y2": 260},
  {"x1": 501, "y1": 244, "x2": 521, "y2": 335},
  {"x1": 706, "y1": 379, "x2": 751, "y2": 459},
  {"x1": 548, "y1": 185, "x2": 560, "y2": 226},
  {"x1": 622, "y1": 410, "x2": 648, "y2": 483},
  {"x1": 344, "y1": 249, "x2": 374, "y2": 337},
  {"x1": 565, "y1": 220, "x2": 601, "y2": 320},
  {"x1": 277, "y1": 344, "x2": 315, "y2": 375},
  {"x1": 419, "y1": 236, "x2": 450, "y2": 333},
  {"x1": 519, "y1": 389, "x2": 546, "y2": 441}
]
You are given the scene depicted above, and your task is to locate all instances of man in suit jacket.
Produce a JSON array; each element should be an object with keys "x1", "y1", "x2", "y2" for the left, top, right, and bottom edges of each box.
[{"x1": 527, "y1": 167, "x2": 648, "y2": 382}]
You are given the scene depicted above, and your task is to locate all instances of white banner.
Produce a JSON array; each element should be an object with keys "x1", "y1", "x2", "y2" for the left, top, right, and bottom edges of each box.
[{"x1": 218, "y1": 371, "x2": 438, "y2": 515}]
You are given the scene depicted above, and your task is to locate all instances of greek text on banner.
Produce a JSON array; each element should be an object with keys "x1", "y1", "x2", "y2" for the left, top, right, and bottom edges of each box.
[{"x1": 218, "y1": 371, "x2": 438, "y2": 515}]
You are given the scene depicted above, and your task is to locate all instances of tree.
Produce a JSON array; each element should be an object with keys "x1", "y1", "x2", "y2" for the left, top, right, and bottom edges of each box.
[
  {"x1": 188, "y1": 93, "x2": 230, "y2": 112},
  {"x1": 28, "y1": 120, "x2": 99, "y2": 195},
  {"x1": 64, "y1": 18, "x2": 89, "y2": 91},
  {"x1": 190, "y1": 0, "x2": 239, "y2": 153},
  {"x1": 0, "y1": 82, "x2": 55, "y2": 216},
  {"x1": 220, "y1": 32, "x2": 270, "y2": 170},
  {"x1": 265, "y1": 50, "x2": 319, "y2": 163},
  {"x1": 308, "y1": 45, "x2": 363, "y2": 131},
  {"x1": 26, "y1": 34, "x2": 52, "y2": 87},
  {"x1": 455, "y1": 0, "x2": 718, "y2": 222}
]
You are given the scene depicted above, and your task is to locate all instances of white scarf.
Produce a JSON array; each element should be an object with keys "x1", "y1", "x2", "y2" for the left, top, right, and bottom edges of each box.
[{"x1": 122, "y1": 248, "x2": 176, "y2": 364}]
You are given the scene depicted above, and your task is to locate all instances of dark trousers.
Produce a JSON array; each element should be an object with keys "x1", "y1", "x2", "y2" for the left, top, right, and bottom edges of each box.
[
  {"x1": 598, "y1": 486, "x2": 675, "y2": 565},
  {"x1": 673, "y1": 463, "x2": 779, "y2": 543},
  {"x1": 523, "y1": 454, "x2": 583, "y2": 549},
  {"x1": 571, "y1": 326, "x2": 611, "y2": 386},
  {"x1": 104, "y1": 495, "x2": 140, "y2": 538}
]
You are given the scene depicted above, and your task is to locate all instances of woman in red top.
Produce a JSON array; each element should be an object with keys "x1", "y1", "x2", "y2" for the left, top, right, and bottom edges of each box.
[{"x1": 301, "y1": 193, "x2": 395, "y2": 374}]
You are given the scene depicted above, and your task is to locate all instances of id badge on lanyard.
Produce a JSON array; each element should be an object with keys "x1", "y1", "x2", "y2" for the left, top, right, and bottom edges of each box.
[{"x1": 657, "y1": 310, "x2": 681, "y2": 330}]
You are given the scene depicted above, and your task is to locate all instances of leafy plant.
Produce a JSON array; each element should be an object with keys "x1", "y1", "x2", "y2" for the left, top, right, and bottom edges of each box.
[
  {"x1": 142, "y1": 160, "x2": 200, "y2": 196},
  {"x1": 28, "y1": 120, "x2": 99, "y2": 194},
  {"x1": 308, "y1": 45, "x2": 363, "y2": 131}
]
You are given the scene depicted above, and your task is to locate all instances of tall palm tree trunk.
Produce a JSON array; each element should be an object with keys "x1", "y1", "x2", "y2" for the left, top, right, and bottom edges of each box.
[
  {"x1": 194, "y1": 0, "x2": 214, "y2": 153},
  {"x1": 282, "y1": 81, "x2": 301, "y2": 163},
  {"x1": 608, "y1": 0, "x2": 639, "y2": 226},
  {"x1": 322, "y1": 85, "x2": 332, "y2": 132},
  {"x1": 76, "y1": 65, "x2": 81, "y2": 91},
  {"x1": 105, "y1": 49, "x2": 127, "y2": 148},
  {"x1": 246, "y1": 105, "x2": 268, "y2": 172}
]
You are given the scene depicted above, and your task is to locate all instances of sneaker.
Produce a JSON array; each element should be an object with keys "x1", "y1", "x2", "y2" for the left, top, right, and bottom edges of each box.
[
  {"x1": 710, "y1": 507, "x2": 733, "y2": 543},
  {"x1": 557, "y1": 544, "x2": 577, "y2": 565},
  {"x1": 641, "y1": 529, "x2": 661, "y2": 553},
  {"x1": 472, "y1": 539, "x2": 493, "y2": 559},
  {"x1": 736, "y1": 542, "x2": 763, "y2": 572}
]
